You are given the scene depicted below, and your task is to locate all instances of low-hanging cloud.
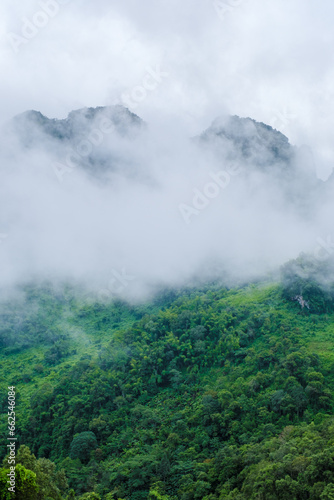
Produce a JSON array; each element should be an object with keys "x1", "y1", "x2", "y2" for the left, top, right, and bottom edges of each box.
[
  {"x1": 0, "y1": 105, "x2": 332, "y2": 301},
  {"x1": 1, "y1": 0, "x2": 334, "y2": 180}
]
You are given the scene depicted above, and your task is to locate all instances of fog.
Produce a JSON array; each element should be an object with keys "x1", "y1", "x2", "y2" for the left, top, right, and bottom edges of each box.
[
  {"x1": 2, "y1": 0, "x2": 334, "y2": 178},
  {"x1": 0, "y1": 1, "x2": 334, "y2": 300},
  {"x1": 0, "y1": 105, "x2": 331, "y2": 301}
]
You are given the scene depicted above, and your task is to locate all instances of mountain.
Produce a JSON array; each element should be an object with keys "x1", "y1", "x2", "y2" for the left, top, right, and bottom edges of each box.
[
  {"x1": 196, "y1": 115, "x2": 324, "y2": 216},
  {"x1": 11, "y1": 105, "x2": 144, "y2": 145},
  {"x1": 1, "y1": 279, "x2": 334, "y2": 499},
  {"x1": 198, "y1": 114, "x2": 294, "y2": 168},
  {"x1": 8, "y1": 106, "x2": 145, "y2": 181},
  {"x1": 8, "y1": 106, "x2": 324, "y2": 205},
  {"x1": 1, "y1": 106, "x2": 334, "y2": 499}
]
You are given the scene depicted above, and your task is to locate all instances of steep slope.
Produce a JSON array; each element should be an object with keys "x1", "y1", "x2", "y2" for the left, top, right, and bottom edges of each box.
[
  {"x1": 6, "y1": 106, "x2": 145, "y2": 182},
  {"x1": 11, "y1": 106, "x2": 144, "y2": 145},
  {"x1": 7, "y1": 106, "x2": 325, "y2": 216},
  {"x1": 1, "y1": 279, "x2": 334, "y2": 499},
  {"x1": 196, "y1": 115, "x2": 323, "y2": 215},
  {"x1": 198, "y1": 115, "x2": 294, "y2": 168},
  {"x1": 1, "y1": 107, "x2": 333, "y2": 499}
]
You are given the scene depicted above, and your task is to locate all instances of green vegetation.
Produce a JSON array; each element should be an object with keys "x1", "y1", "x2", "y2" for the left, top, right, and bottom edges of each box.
[
  {"x1": 281, "y1": 254, "x2": 334, "y2": 313},
  {"x1": 0, "y1": 273, "x2": 334, "y2": 499}
]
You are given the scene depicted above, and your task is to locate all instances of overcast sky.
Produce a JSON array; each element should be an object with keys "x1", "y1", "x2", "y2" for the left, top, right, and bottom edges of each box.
[{"x1": 1, "y1": 0, "x2": 334, "y2": 177}]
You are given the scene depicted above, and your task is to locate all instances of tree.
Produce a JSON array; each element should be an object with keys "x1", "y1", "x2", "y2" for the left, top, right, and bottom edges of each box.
[
  {"x1": 321, "y1": 484, "x2": 334, "y2": 500},
  {"x1": 70, "y1": 432, "x2": 98, "y2": 464},
  {"x1": 77, "y1": 493, "x2": 101, "y2": 500},
  {"x1": 148, "y1": 482, "x2": 172, "y2": 499},
  {"x1": 15, "y1": 445, "x2": 68, "y2": 499},
  {"x1": 0, "y1": 464, "x2": 38, "y2": 500}
]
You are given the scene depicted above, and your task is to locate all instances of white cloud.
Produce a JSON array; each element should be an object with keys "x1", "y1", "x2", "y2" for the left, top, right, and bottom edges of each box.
[{"x1": 0, "y1": 0, "x2": 333, "y2": 297}]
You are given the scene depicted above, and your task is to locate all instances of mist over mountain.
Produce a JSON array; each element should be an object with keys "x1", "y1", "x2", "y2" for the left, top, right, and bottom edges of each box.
[
  {"x1": 0, "y1": 105, "x2": 331, "y2": 299},
  {"x1": 8, "y1": 106, "x2": 145, "y2": 182},
  {"x1": 197, "y1": 115, "x2": 324, "y2": 215},
  {"x1": 12, "y1": 106, "x2": 143, "y2": 143},
  {"x1": 198, "y1": 115, "x2": 294, "y2": 167}
]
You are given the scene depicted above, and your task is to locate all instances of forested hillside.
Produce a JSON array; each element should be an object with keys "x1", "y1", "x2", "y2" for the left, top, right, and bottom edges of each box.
[{"x1": 1, "y1": 262, "x2": 334, "y2": 499}]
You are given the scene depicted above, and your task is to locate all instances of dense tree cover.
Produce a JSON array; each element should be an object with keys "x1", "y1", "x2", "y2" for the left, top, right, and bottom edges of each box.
[
  {"x1": 0, "y1": 445, "x2": 68, "y2": 499},
  {"x1": 0, "y1": 279, "x2": 334, "y2": 498},
  {"x1": 0, "y1": 283, "x2": 144, "y2": 357},
  {"x1": 0, "y1": 463, "x2": 38, "y2": 499}
]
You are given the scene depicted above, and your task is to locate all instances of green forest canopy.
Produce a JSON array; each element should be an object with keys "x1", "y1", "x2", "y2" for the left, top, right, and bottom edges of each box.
[{"x1": 1, "y1": 256, "x2": 334, "y2": 498}]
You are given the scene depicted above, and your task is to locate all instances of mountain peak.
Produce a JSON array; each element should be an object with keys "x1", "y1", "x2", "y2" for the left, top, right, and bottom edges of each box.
[
  {"x1": 198, "y1": 114, "x2": 294, "y2": 168},
  {"x1": 11, "y1": 105, "x2": 144, "y2": 144}
]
